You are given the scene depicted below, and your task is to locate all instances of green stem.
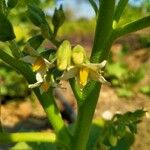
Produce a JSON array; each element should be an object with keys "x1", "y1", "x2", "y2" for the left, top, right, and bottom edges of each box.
[
  {"x1": 69, "y1": 79, "x2": 83, "y2": 102},
  {"x1": 71, "y1": 82, "x2": 101, "y2": 150},
  {"x1": 113, "y1": 15, "x2": 150, "y2": 39},
  {"x1": 113, "y1": 0, "x2": 129, "y2": 23},
  {"x1": 71, "y1": 1, "x2": 115, "y2": 150},
  {"x1": 0, "y1": 50, "x2": 70, "y2": 146},
  {"x1": 91, "y1": 0, "x2": 115, "y2": 63},
  {"x1": 9, "y1": 40, "x2": 22, "y2": 59},
  {"x1": 0, "y1": 132, "x2": 56, "y2": 143},
  {"x1": 34, "y1": 89, "x2": 71, "y2": 147}
]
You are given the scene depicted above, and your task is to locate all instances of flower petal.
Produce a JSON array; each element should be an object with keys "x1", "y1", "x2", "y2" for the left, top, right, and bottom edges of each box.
[
  {"x1": 83, "y1": 60, "x2": 107, "y2": 71},
  {"x1": 36, "y1": 72, "x2": 44, "y2": 82},
  {"x1": 44, "y1": 58, "x2": 55, "y2": 68},
  {"x1": 32, "y1": 57, "x2": 46, "y2": 72},
  {"x1": 28, "y1": 80, "x2": 43, "y2": 88},
  {"x1": 97, "y1": 75, "x2": 110, "y2": 85},
  {"x1": 59, "y1": 66, "x2": 78, "y2": 80},
  {"x1": 21, "y1": 56, "x2": 36, "y2": 64}
]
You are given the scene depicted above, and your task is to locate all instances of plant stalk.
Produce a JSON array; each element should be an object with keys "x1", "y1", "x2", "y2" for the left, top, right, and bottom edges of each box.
[
  {"x1": 113, "y1": 15, "x2": 150, "y2": 39},
  {"x1": 0, "y1": 132, "x2": 56, "y2": 143},
  {"x1": 0, "y1": 50, "x2": 70, "y2": 146},
  {"x1": 70, "y1": 1, "x2": 115, "y2": 150}
]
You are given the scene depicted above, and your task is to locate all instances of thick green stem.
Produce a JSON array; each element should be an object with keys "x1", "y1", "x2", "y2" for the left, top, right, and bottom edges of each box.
[
  {"x1": 71, "y1": 83, "x2": 101, "y2": 150},
  {"x1": 0, "y1": 50, "x2": 70, "y2": 146},
  {"x1": 71, "y1": 1, "x2": 115, "y2": 150},
  {"x1": 91, "y1": 0, "x2": 115, "y2": 63},
  {"x1": 0, "y1": 132, "x2": 56, "y2": 143},
  {"x1": 113, "y1": 15, "x2": 150, "y2": 39}
]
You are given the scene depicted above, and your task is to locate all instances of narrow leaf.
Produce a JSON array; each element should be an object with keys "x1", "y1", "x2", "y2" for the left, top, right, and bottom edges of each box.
[
  {"x1": 88, "y1": 0, "x2": 98, "y2": 15},
  {"x1": 0, "y1": 13, "x2": 15, "y2": 41},
  {"x1": 113, "y1": 0, "x2": 129, "y2": 23},
  {"x1": 27, "y1": 4, "x2": 46, "y2": 27}
]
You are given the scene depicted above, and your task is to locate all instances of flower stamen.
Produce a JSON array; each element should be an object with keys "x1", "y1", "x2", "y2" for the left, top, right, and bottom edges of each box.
[
  {"x1": 79, "y1": 67, "x2": 89, "y2": 87},
  {"x1": 32, "y1": 57, "x2": 46, "y2": 72}
]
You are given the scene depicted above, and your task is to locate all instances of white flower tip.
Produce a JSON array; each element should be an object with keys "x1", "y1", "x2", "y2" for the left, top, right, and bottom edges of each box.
[
  {"x1": 101, "y1": 60, "x2": 107, "y2": 67},
  {"x1": 28, "y1": 81, "x2": 43, "y2": 89}
]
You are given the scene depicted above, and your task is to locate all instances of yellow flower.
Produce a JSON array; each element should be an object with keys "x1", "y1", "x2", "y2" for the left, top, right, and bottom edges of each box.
[
  {"x1": 28, "y1": 73, "x2": 58, "y2": 93},
  {"x1": 21, "y1": 46, "x2": 55, "y2": 92},
  {"x1": 59, "y1": 60, "x2": 109, "y2": 88}
]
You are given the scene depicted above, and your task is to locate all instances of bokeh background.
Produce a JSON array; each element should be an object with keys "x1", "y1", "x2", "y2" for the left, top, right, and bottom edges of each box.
[{"x1": 0, "y1": 0, "x2": 150, "y2": 149}]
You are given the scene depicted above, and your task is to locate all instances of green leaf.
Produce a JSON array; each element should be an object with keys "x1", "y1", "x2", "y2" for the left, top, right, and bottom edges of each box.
[
  {"x1": 40, "y1": 22, "x2": 52, "y2": 39},
  {"x1": 87, "y1": 119, "x2": 105, "y2": 150},
  {"x1": 108, "y1": 135, "x2": 118, "y2": 147},
  {"x1": 88, "y1": 0, "x2": 98, "y2": 15},
  {"x1": 27, "y1": 4, "x2": 46, "y2": 27},
  {"x1": 113, "y1": 0, "x2": 129, "y2": 23},
  {"x1": 27, "y1": 4, "x2": 52, "y2": 39},
  {"x1": 40, "y1": 49, "x2": 56, "y2": 60},
  {"x1": 0, "y1": 0, "x2": 7, "y2": 14},
  {"x1": 0, "y1": 13, "x2": 15, "y2": 41},
  {"x1": 27, "y1": 34, "x2": 44, "y2": 50},
  {"x1": 109, "y1": 132, "x2": 134, "y2": 150},
  {"x1": 7, "y1": 0, "x2": 18, "y2": 9}
]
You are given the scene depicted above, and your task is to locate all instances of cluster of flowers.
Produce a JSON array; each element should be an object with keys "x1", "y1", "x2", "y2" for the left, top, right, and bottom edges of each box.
[{"x1": 21, "y1": 40, "x2": 108, "y2": 93}]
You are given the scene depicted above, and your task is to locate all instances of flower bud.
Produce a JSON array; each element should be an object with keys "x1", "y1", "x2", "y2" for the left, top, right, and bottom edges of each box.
[
  {"x1": 52, "y1": 5, "x2": 65, "y2": 29},
  {"x1": 72, "y1": 45, "x2": 86, "y2": 65},
  {"x1": 57, "y1": 40, "x2": 71, "y2": 71}
]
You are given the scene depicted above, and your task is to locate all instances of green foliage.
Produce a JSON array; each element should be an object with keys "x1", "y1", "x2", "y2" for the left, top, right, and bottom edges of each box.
[
  {"x1": 27, "y1": 4, "x2": 46, "y2": 27},
  {"x1": 106, "y1": 58, "x2": 145, "y2": 97},
  {"x1": 139, "y1": 35, "x2": 150, "y2": 48},
  {"x1": 109, "y1": 132, "x2": 134, "y2": 150},
  {"x1": 0, "y1": 12, "x2": 15, "y2": 41},
  {"x1": 0, "y1": 62, "x2": 28, "y2": 98},
  {"x1": 27, "y1": 4, "x2": 52, "y2": 39},
  {"x1": 7, "y1": 0, "x2": 18, "y2": 9},
  {"x1": 87, "y1": 109, "x2": 145, "y2": 150},
  {"x1": 25, "y1": 34, "x2": 44, "y2": 50},
  {"x1": 88, "y1": 0, "x2": 98, "y2": 15},
  {"x1": 118, "y1": 5, "x2": 145, "y2": 26},
  {"x1": 140, "y1": 85, "x2": 150, "y2": 95}
]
